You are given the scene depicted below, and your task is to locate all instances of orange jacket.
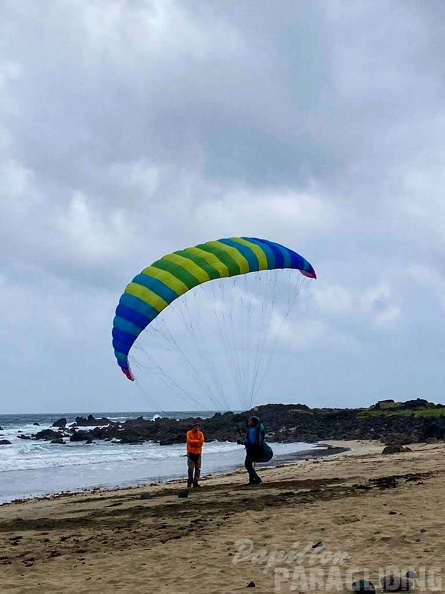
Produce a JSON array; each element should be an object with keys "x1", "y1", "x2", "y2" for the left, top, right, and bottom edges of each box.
[{"x1": 186, "y1": 429, "x2": 204, "y2": 455}]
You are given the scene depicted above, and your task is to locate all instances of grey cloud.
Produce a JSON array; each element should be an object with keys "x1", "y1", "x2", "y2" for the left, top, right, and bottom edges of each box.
[{"x1": 1, "y1": 0, "x2": 445, "y2": 411}]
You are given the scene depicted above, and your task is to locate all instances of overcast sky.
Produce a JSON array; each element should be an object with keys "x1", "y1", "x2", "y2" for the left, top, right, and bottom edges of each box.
[{"x1": 1, "y1": 0, "x2": 444, "y2": 413}]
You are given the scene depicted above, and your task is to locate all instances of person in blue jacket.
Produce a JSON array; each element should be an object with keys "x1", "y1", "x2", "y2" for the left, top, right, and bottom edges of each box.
[{"x1": 237, "y1": 416, "x2": 264, "y2": 485}]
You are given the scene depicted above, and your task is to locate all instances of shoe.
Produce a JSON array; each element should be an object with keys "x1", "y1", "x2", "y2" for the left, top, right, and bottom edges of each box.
[
  {"x1": 193, "y1": 483, "x2": 202, "y2": 488},
  {"x1": 248, "y1": 478, "x2": 262, "y2": 485},
  {"x1": 187, "y1": 482, "x2": 192, "y2": 488}
]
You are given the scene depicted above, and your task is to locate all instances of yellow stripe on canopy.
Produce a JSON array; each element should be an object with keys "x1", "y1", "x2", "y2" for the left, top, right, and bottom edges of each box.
[
  {"x1": 207, "y1": 241, "x2": 250, "y2": 273},
  {"x1": 163, "y1": 253, "x2": 212, "y2": 284},
  {"x1": 185, "y1": 246, "x2": 231, "y2": 278},
  {"x1": 230, "y1": 237, "x2": 269, "y2": 270},
  {"x1": 140, "y1": 265, "x2": 189, "y2": 296},
  {"x1": 125, "y1": 282, "x2": 170, "y2": 313}
]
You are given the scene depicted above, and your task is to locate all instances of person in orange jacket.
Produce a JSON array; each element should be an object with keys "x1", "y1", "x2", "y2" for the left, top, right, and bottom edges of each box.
[{"x1": 186, "y1": 423, "x2": 205, "y2": 488}]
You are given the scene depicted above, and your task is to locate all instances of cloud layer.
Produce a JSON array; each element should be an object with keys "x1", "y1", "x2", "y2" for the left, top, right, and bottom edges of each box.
[{"x1": 1, "y1": 0, "x2": 444, "y2": 412}]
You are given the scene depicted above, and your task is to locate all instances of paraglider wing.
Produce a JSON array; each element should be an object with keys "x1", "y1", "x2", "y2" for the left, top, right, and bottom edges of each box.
[{"x1": 112, "y1": 237, "x2": 316, "y2": 380}]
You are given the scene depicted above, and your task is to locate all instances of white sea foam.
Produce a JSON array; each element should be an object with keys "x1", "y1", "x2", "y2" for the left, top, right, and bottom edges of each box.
[
  {"x1": 0, "y1": 439, "x2": 241, "y2": 473},
  {"x1": 0, "y1": 413, "x2": 316, "y2": 503}
]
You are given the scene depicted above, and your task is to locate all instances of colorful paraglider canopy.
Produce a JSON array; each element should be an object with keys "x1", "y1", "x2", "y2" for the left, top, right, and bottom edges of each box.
[{"x1": 112, "y1": 237, "x2": 316, "y2": 380}]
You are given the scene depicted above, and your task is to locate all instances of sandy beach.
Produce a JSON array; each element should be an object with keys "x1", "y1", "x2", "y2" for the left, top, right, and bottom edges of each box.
[{"x1": 1, "y1": 440, "x2": 444, "y2": 593}]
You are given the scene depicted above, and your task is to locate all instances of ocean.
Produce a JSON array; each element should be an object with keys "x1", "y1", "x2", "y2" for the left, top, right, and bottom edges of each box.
[{"x1": 0, "y1": 412, "x2": 316, "y2": 504}]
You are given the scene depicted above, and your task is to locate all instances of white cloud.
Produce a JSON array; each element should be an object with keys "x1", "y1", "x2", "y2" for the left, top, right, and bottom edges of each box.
[
  {"x1": 2, "y1": 0, "x2": 445, "y2": 410},
  {"x1": 196, "y1": 187, "x2": 336, "y2": 241},
  {"x1": 360, "y1": 283, "x2": 402, "y2": 328},
  {"x1": 311, "y1": 283, "x2": 354, "y2": 315},
  {"x1": 56, "y1": 191, "x2": 132, "y2": 265},
  {"x1": 312, "y1": 281, "x2": 401, "y2": 329},
  {"x1": 408, "y1": 264, "x2": 445, "y2": 309}
]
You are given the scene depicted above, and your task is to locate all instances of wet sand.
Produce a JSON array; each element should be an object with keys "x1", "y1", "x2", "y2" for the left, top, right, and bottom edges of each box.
[{"x1": 1, "y1": 440, "x2": 444, "y2": 593}]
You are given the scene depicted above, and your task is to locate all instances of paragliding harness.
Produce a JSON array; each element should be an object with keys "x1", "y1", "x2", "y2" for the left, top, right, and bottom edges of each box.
[{"x1": 250, "y1": 421, "x2": 274, "y2": 463}]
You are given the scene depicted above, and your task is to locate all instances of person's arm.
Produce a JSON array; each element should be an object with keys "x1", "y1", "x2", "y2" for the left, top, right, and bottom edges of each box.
[
  {"x1": 187, "y1": 432, "x2": 204, "y2": 446},
  {"x1": 239, "y1": 427, "x2": 257, "y2": 445},
  {"x1": 187, "y1": 437, "x2": 202, "y2": 446}
]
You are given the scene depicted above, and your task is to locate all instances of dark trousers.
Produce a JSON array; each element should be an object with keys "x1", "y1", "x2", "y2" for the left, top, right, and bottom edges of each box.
[
  {"x1": 245, "y1": 447, "x2": 261, "y2": 483},
  {"x1": 187, "y1": 453, "x2": 201, "y2": 486}
]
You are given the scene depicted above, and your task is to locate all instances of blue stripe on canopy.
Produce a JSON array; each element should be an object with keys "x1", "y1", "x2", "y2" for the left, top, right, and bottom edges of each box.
[
  {"x1": 250, "y1": 238, "x2": 284, "y2": 268},
  {"x1": 116, "y1": 304, "x2": 150, "y2": 331},
  {"x1": 218, "y1": 238, "x2": 260, "y2": 271},
  {"x1": 119, "y1": 293, "x2": 160, "y2": 323},
  {"x1": 112, "y1": 328, "x2": 136, "y2": 347},
  {"x1": 132, "y1": 274, "x2": 179, "y2": 303}
]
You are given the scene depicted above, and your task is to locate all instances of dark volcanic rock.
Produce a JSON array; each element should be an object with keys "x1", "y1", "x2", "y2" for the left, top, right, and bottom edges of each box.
[
  {"x1": 382, "y1": 444, "x2": 408, "y2": 455},
  {"x1": 352, "y1": 580, "x2": 375, "y2": 592},
  {"x1": 381, "y1": 575, "x2": 413, "y2": 591},
  {"x1": 35, "y1": 429, "x2": 65, "y2": 441},
  {"x1": 17, "y1": 434, "x2": 32, "y2": 440},
  {"x1": 0, "y1": 439, "x2": 12, "y2": 445},
  {"x1": 70, "y1": 430, "x2": 93, "y2": 442},
  {"x1": 75, "y1": 414, "x2": 112, "y2": 427},
  {"x1": 381, "y1": 433, "x2": 414, "y2": 446},
  {"x1": 29, "y1": 399, "x2": 445, "y2": 447},
  {"x1": 50, "y1": 438, "x2": 65, "y2": 444},
  {"x1": 159, "y1": 437, "x2": 174, "y2": 446},
  {"x1": 425, "y1": 437, "x2": 439, "y2": 444},
  {"x1": 52, "y1": 418, "x2": 67, "y2": 429},
  {"x1": 119, "y1": 436, "x2": 143, "y2": 444}
]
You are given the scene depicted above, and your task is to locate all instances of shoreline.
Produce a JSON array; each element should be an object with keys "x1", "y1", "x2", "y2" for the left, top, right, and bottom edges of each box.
[{"x1": 0, "y1": 442, "x2": 350, "y2": 507}]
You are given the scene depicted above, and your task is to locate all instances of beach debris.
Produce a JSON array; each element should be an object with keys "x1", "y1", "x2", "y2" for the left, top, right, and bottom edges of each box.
[
  {"x1": 380, "y1": 575, "x2": 413, "y2": 591},
  {"x1": 352, "y1": 579, "x2": 375, "y2": 592},
  {"x1": 140, "y1": 492, "x2": 150, "y2": 500},
  {"x1": 312, "y1": 541, "x2": 324, "y2": 549},
  {"x1": 178, "y1": 489, "x2": 189, "y2": 498},
  {"x1": 246, "y1": 581, "x2": 256, "y2": 587},
  {"x1": 371, "y1": 476, "x2": 398, "y2": 489}
]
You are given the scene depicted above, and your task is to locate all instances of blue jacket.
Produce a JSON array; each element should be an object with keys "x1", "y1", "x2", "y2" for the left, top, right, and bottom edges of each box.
[
  {"x1": 244, "y1": 423, "x2": 266, "y2": 446},
  {"x1": 244, "y1": 427, "x2": 259, "y2": 445}
]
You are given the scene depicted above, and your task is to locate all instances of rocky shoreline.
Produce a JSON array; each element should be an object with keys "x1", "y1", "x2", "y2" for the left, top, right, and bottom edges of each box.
[{"x1": 8, "y1": 398, "x2": 444, "y2": 447}]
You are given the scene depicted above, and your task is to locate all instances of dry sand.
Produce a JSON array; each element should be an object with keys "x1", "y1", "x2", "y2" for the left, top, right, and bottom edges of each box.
[{"x1": 1, "y1": 440, "x2": 444, "y2": 593}]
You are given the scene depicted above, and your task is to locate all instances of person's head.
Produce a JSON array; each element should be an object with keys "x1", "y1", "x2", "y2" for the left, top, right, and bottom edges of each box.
[
  {"x1": 248, "y1": 416, "x2": 260, "y2": 427},
  {"x1": 192, "y1": 423, "x2": 200, "y2": 431}
]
